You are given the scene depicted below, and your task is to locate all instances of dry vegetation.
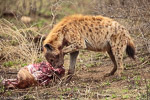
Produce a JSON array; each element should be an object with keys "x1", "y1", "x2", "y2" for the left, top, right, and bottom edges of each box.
[{"x1": 0, "y1": 0, "x2": 150, "y2": 99}]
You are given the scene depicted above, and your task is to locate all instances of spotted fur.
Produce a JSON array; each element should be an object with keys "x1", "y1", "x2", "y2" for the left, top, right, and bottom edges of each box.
[{"x1": 43, "y1": 14, "x2": 135, "y2": 81}]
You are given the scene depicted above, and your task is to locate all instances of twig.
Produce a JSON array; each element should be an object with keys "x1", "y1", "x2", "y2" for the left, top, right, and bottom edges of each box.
[{"x1": 139, "y1": 28, "x2": 150, "y2": 53}]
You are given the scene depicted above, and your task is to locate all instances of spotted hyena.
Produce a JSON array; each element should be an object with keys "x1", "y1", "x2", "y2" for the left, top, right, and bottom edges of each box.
[{"x1": 43, "y1": 14, "x2": 135, "y2": 81}]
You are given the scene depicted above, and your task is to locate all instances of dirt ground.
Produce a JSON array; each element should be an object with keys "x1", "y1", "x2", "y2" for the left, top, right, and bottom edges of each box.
[
  {"x1": 0, "y1": 34, "x2": 150, "y2": 100},
  {"x1": 0, "y1": 0, "x2": 150, "y2": 99}
]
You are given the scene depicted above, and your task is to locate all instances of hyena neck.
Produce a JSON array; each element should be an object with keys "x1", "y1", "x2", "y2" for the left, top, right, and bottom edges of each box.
[
  {"x1": 47, "y1": 22, "x2": 69, "y2": 51},
  {"x1": 53, "y1": 30, "x2": 67, "y2": 51}
]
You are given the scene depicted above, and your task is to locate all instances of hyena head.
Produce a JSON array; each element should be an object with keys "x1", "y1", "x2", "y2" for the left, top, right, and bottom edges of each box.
[{"x1": 43, "y1": 32, "x2": 65, "y2": 68}]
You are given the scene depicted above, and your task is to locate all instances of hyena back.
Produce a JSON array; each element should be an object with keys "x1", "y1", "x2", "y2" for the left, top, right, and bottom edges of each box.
[{"x1": 43, "y1": 14, "x2": 135, "y2": 81}]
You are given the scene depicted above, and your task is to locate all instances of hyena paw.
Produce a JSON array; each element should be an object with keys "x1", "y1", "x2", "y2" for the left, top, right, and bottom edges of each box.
[
  {"x1": 116, "y1": 69, "x2": 124, "y2": 77},
  {"x1": 65, "y1": 74, "x2": 73, "y2": 83},
  {"x1": 104, "y1": 73, "x2": 113, "y2": 77}
]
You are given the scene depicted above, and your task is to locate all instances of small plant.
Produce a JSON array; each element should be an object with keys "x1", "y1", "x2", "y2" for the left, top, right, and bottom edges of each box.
[
  {"x1": 23, "y1": 95, "x2": 35, "y2": 100},
  {"x1": 36, "y1": 19, "x2": 47, "y2": 28},
  {"x1": 121, "y1": 76, "x2": 127, "y2": 80},
  {"x1": 0, "y1": 79, "x2": 5, "y2": 94},
  {"x1": 21, "y1": 63, "x2": 28, "y2": 67},
  {"x1": 35, "y1": 58, "x2": 43, "y2": 63},
  {"x1": 101, "y1": 81, "x2": 111, "y2": 86},
  {"x1": 124, "y1": 63, "x2": 133, "y2": 69},
  {"x1": 111, "y1": 94, "x2": 117, "y2": 98},
  {"x1": 3, "y1": 61, "x2": 20, "y2": 67},
  {"x1": 147, "y1": 61, "x2": 150, "y2": 65},
  {"x1": 86, "y1": 63, "x2": 95, "y2": 68},
  {"x1": 134, "y1": 76, "x2": 141, "y2": 86},
  {"x1": 59, "y1": 95, "x2": 64, "y2": 100},
  {"x1": 63, "y1": 87, "x2": 71, "y2": 92},
  {"x1": 3, "y1": 61, "x2": 14, "y2": 67},
  {"x1": 74, "y1": 87, "x2": 78, "y2": 92},
  {"x1": 105, "y1": 98, "x2": 108, "y2": 100},
  {"x1": 95, "y1": 53, "x2": 103, "y2": 60},
  {"x1": 139, "y1": 57, "x2": 145, "y2": 62},
  {"x1": 0, "y1": 86, "x2": 5, "y2": 94},
  {"x1": 122, "y1": 88, "x2": 129, "y2": 93},
  {"x1": 136, "y1": 96, "x2": 140, "y2": 100},
  {"x1": 122, "y1": 95, "x2": 129, "y2": 99},
  {"x1": 6, "y1": 91, "x2": 12, "y2": 96}
]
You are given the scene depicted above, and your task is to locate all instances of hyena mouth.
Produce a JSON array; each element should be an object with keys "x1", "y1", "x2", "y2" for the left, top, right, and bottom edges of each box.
[
  {"x1": 56, "y1": 61, "x2": 64, "y2": 68},
  {"x1": 50, "y1": 58, "x2": 64, "y2": 68},
  {"x1": 45, "y1": 53, "x2": 64, "y2": 68}
]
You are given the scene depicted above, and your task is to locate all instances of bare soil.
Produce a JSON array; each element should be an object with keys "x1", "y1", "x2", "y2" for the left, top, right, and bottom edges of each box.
[{"x1": 0, "y1": 25, "x2": 150, "y2": 100}]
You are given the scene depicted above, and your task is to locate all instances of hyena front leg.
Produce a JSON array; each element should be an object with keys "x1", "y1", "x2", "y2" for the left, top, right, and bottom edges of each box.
[
  {"x1": 66, "y1": 51, "x2": 79, "y2": 82},
  {"x1": 62, "y1": 43, "x2": 81, "y2": 82},
  {"x1": 62, "y1": 42, "x2": 86, "y2": 82}
]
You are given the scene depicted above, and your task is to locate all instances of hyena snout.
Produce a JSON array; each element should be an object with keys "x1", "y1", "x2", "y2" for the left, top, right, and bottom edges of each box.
[{"x1": 45, "y1": 52, "x2": 64, "y2": 68}]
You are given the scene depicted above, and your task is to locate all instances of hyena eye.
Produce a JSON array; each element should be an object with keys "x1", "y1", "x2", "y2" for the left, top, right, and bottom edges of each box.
[
  {"x1": 44, "y1": 44, "x2": 53, "y2": 51},
  {"x1": 50, "y1": 59, "x2": 54, "y2": 62}
]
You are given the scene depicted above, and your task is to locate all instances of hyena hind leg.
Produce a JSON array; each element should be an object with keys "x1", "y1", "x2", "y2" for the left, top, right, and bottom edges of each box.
[
  {"x1": 105, "y1": 42, "x2": 126, "y2": 77},
  {"x1": 104, "y1": 48, "x2": 117, "y2": 77},
  {"x1": 111, "y1": 44, "x2": 126, "y2": 77}
]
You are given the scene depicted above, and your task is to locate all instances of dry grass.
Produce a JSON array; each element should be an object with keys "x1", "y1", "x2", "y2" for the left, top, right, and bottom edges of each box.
[{"x1": 0, "y1": 19, "x2": 44, "y2": 66}]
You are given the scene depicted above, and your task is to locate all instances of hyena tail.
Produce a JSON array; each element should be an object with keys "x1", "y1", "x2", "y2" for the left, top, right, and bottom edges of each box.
[{"x1": 126, "y1": 39, "x2": 135, "y2": 60}]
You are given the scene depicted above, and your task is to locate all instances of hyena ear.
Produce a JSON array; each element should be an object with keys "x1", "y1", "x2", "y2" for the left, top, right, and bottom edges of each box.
[
  {"x1": 44, "y1": 44, "x2": 54, "y2": 51},
  {"x1": 34, "y1": 35, "x2": 46, "y2": 43}
]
